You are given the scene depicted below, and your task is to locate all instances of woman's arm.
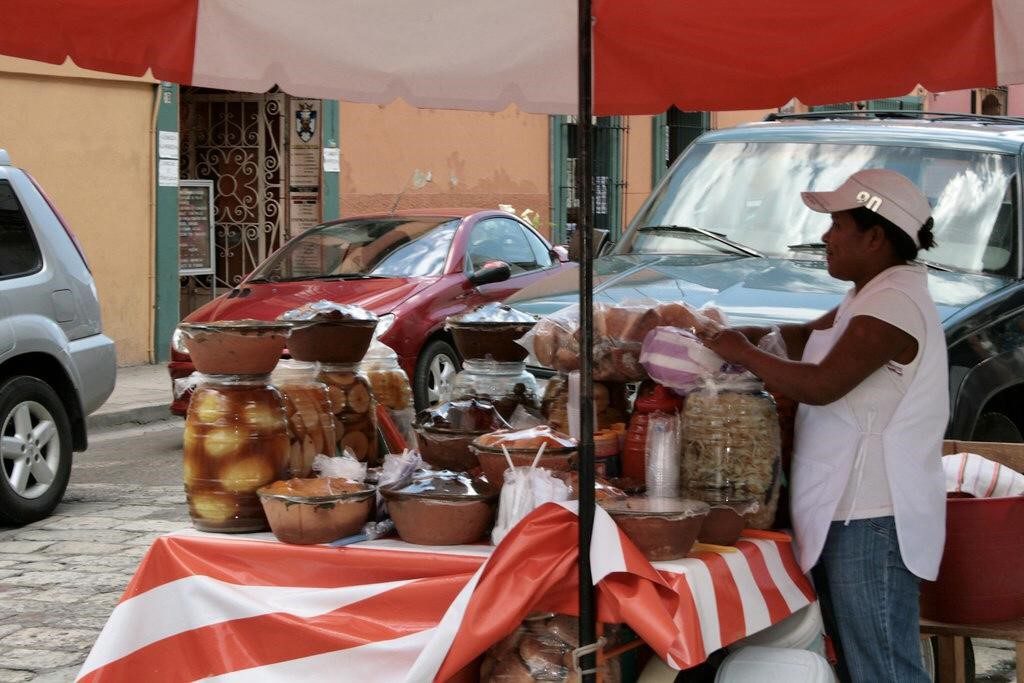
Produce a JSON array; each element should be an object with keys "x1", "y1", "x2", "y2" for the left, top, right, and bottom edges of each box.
[
  {"x1": 732, "y1": 308, "x2": 837, "y2": 361},
  {"x1": 702, "y1": 313, "x2": 914, "y2": 405}
]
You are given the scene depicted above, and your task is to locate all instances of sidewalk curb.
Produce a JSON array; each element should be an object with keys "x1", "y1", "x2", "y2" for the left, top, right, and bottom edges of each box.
[{"x1": 87, "y1": 404, "x2": 178, "y2": 433}]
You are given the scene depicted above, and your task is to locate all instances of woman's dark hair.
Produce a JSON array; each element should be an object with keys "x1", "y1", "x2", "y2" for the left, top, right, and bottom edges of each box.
[{"x1": 848, "y1": 207, "x2": 936, "y2": 261}]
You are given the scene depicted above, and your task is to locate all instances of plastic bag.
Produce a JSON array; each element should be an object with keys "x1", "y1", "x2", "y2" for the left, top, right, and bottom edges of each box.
[
  {"x1": 481, "y1": 615, "x2": 622, "y2": 682},
  {"x1": 312, "y1": 452, "x2": 367, "y2": 481},
  {"x1": 492, "y1": 466, "x2": 572, "y2": 545}
]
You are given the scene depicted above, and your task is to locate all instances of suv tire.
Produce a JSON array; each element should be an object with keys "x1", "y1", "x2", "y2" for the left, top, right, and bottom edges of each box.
[
  {"x1": 0, "y1": 376, "x2": 73, "y2": 526},
  {"x1": 413, "y1": 340, "x2": 461, "y2": 411}
]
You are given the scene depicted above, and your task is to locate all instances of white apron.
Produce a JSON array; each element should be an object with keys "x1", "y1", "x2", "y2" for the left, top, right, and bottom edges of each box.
[{"x1": 789, "y1": 266, "x2": 948, "y2": 580}]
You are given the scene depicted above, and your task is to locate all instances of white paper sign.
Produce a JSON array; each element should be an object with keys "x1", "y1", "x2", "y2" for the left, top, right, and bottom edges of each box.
[
  {"x1": 158, "y1": 159, "x2": 179, "y2": 187},
  {"x1": 158, "y1": 131, "x2": 179, "y2": 160},
  {"x1": 322, "y1": 147, "x2": 340, "y2": 173}
]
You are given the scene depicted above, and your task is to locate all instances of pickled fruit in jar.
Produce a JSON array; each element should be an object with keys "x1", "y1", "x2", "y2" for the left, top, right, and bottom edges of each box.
[
  {"x1": 274, "y1": 382, "x2": 337, "y2": 477},
  {"x1": 183, "y1": 379, "x2": 291, "y2": 533},
  {"x1": 317, "y1": 365, "x2": 379, "y2": 465}
]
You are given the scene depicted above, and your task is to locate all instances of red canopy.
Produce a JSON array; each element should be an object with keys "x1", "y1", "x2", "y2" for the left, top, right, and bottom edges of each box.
[{"x1": 4, "y1": 0, "x2": 1022, "y2": 114}]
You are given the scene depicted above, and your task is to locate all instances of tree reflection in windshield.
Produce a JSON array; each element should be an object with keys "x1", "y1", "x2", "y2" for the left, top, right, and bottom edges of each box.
[
  {"x1": 623, "y1": 141, "x2": 1017, "y2": 275},
  {"x1": 250, "y1": 218, "x2": 459, "y2": 282}
]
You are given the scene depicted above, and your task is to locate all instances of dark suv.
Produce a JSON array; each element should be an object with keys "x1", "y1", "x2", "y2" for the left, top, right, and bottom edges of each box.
[{"x1": 507, "y1": 112, "x2": 1024, "y2": 442}]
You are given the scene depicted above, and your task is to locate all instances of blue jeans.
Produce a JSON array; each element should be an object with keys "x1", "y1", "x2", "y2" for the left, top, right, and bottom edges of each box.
[{"x1": 813, "y1": 517, "x2": 929, "y2": 683}]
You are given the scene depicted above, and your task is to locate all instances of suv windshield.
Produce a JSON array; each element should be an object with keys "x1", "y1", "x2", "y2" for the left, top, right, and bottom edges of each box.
[
  {"x1": 249, "y1": 217, "x2": 459, "y2": 282},
  {"x1": 622, "y1": 141, "x2": 1018, "y2": 275}
]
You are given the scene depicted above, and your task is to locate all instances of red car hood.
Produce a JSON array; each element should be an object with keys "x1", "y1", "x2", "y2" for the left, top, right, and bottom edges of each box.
[{"x1": 184, "y1": 277, "x2": 435, "y2": 322}]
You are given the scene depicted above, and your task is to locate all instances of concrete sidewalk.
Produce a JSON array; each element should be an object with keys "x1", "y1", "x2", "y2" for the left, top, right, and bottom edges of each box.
[{"x1": 87, "y1": 363, "x2": 178, "y2": 433}]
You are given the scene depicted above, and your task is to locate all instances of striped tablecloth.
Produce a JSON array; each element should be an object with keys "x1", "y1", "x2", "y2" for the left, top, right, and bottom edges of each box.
[{"x1": 77, "y1": 502, "x2": 814, "y2": 682}]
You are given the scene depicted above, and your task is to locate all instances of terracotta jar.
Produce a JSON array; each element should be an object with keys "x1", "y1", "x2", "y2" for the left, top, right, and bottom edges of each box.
[
  {"x1": 183, "y1": 374, "x2": 290, "y2": 532},
  {"x1": 317, "y1": 363, "x2": 379, "y2": 465}
]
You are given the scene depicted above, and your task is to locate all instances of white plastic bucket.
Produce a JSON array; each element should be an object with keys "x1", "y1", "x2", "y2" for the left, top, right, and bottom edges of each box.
[
  {"x1": 730, "y1": 602, "x2": 826, "y2": 658},
  {"x1": 715, "y1": 646, "x2": 836, "y2": 683}
]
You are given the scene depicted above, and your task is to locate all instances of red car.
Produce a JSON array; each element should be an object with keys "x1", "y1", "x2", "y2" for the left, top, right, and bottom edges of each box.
[{"x1": 169, "y1": 209, "x2": 572, "y2": 414}]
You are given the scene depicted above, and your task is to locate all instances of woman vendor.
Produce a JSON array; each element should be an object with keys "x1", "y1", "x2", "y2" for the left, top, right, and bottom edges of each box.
[{"x1": 699, "y1": 169, "x2": 947, "y2": 683}]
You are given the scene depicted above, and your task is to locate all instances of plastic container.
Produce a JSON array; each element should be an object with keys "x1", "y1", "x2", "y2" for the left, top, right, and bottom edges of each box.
[
  {"x1": 317, "y1": 364, "x2": 379, "y2": 465},
  {"x1": 183, "y1": 374, "x2": 291, "y2": 532},
  {"x1": 714, "y1": 646, "x2": 836, "y2": 683},
  {"x1": 448, "y1": 359, "x2": 540, "y2": 421},
  {"x1": 600, "y1": 496, "x2": 710, "y2": 561},
  {"x1": 682, "y1": 382, "x2": 781, "y2": 529},
  {"x1": 380, "y1": 471, "x2": 498, "y2": 545},
  {"x1": 257, "y1": 477, "x2": 375, "y2": 545},
  {"x1": 271, "y1": 359, "x2": 338, "y2": 477},
  {"x1": 621, "y1": 381, "x2": 685, "y2": 483},
  {"x1": 179, "y1": 320, "x2": 290, "y2": 375},
  {"x1": 729, "y1": 602, "x2": 827, "y2": 659},
  {"x1": 920, "y1": 494, "x2": 1024, "y2": 623}
]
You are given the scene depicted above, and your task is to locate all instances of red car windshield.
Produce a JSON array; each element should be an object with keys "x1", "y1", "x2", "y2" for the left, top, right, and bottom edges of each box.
[{"x1": 249, "y1": 217, "x2": 459, "y2": 282}]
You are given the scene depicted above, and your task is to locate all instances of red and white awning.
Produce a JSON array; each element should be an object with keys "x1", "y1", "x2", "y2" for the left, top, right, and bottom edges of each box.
[{"x1": 4, "y1": 0, "x2": 1024, "y2": 114}]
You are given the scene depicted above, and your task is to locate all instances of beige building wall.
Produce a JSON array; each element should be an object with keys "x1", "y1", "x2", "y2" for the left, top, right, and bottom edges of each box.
[
  {"x1": 338, "y1": 101, "x2": 553, "y2": 239},
  {"x1": 623, "y1": 115, "x2": 655, "y2": 225},
  {"x1": 0, "y1": 59, "x2": 155, "y2": 365}
]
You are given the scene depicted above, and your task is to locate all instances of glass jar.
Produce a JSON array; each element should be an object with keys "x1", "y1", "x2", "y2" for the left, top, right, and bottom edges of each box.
[
  {"x1": 681, "y1": 381, "x2": 781, "y2": 529},
  {"x1": 540, "y1": 374, "x2": 629, "y2": 434},
  {"x1": 359, "y1": 343, "x2": 416, "y2": 450},
  {"x1": 318, "y1": 363, "x2": 380, "y2": 465},
  {"x1": 183, "y1": 374, "x2": 290, "y2": 533},
  {"x1": 448, "y1": 359, "x2": 540, "y2": 421},
  {"x1": 270, "y1": 360, "x2": 338, "y2": 477}
]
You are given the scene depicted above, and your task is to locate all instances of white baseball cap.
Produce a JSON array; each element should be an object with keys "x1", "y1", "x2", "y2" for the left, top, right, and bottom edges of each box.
[{"x1": 801, "y1": 169, "x2": 931, "y2": 247}]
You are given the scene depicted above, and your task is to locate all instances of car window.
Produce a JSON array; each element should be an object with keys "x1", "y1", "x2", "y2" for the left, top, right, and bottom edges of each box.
[
  {"x1": 0, "y1": 180, "x2": 42, "y2": 279},
  {"x1": 249, "y1": 217, "x2": 459, "y2": 281},
  {"x1": 624, "y1": 141, "x2": 1019, "y2": 275},
  {"x1": 467, "y1": 218, "x2": 541, "y2": 274},
  {"x1": 522, "y1": 225, "x2": 554, "y2": 269}
]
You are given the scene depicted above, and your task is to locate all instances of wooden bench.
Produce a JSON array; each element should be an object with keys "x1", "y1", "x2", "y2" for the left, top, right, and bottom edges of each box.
[{"x1": 921, "y1": 440, "x2": 1024, "y2": 683}]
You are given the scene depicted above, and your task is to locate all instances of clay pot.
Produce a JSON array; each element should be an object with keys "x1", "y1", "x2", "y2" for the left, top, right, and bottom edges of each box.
[
  {"x1": 380, "y1": 474, "x2": 498, "y2": 545},
  {"x1": 601, "y1": 497, "x2": 710, "y2": 561},
  {"x1": 472, "y1": 444, "x2": 576, "y2": 490},
  {"x1": 449, "y1": 322, "x2": 535, "y2": 362},
  {"x1": 257, "y1": 478, "x2": 375, "y2": 545},
  {"x1": 685, "y1": 488, "x2": 757, "y2": 546},
  {"x1": 287, "y1": 320, "x2": 377, "y2": 363},
  {"x1": 415, "y1": 425, "x2": 489, "y2": 472},
  {"x1": 180, "y1": 320, "x2": 291, "y2": 375}
]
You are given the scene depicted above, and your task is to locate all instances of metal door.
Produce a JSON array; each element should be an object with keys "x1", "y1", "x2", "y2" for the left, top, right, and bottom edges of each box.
[{"x1": 179, "y1": 90, "x2": 288, "y2": 309}]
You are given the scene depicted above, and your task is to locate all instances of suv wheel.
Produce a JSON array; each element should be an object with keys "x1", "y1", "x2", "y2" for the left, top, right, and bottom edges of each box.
[
  {"x1": 0, "y1": 376, "x2": 73, "y2": 525},
  {"x1": 413, "y1": 340, "x2": 461, "y2": 411}
]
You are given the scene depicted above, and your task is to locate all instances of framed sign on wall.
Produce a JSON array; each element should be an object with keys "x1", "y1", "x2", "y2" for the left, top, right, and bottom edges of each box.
[{"x1": 178, "y1": 179, "x2": 216, "y2": 276}]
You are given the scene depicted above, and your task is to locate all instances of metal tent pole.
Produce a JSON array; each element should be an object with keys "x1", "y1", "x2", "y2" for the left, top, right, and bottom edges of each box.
[{"x1": 576, "y1": 0, "x2": 597, "y2": 680}]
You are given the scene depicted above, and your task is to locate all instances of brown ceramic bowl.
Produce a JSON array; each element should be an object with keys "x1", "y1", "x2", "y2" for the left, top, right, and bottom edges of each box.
[
  {"x1": 601, "y1": 497, "x2": 710, "y2": 561},
  {"x1": 287, "y1": 320, "x2": 378, "y2": 363},
  {"x1": 449, "y1": 322, "x2": 535, "y2": 362},
  {"x1": 471, "y1": 444, "x2": 576, "y2": 489},
  {"x1": 380, "y1": 474, "x2": 498, "y2": 545},
  {"x1": 414, "y1": 425, "x2": 489, "y2": 472},
  {"x1": 257, "y1": 478, "x2": 375, "y2": 545},
  {"x1": 180, "y1": 320, "x2": 291, "y2": 375},
  {"x1": 684, "y1": 488, "x2": 757, "y2": 546}
]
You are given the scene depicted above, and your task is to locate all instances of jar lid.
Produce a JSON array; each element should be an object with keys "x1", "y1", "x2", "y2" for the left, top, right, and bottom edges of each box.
[
  {"x1": 600, "y1": 496, "x2": 710, "y2": 519},
  {"x1": 278, "y1": 300, "x2": 378, "y2": 324},
  {"x1": 179, "y1": 320, "x2": 292, "y2": 336},
  {"x1": 380, "y1": 470, "x2": 496, "y2": 501},
  {"x1": 445, "y1": 303, "x2": 537, "y2": 326},
  {"x1": 271, "y1": 358, "x2": 319, "y2": 382}
]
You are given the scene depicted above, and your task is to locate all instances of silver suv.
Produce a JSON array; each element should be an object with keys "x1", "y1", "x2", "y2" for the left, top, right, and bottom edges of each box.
[{"x1": 0, "y1": 150, "x2": 115, "y2": 525}]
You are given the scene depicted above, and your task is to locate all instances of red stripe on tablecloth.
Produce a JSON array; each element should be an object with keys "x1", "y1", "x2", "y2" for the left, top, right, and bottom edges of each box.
[
  {"x1": 692, "y1": 551, "x2": 746, "y2": 647},
  {"x1": 737, "y1": 540, "x2": 791, "y2": 624},
  {"x1": 774, "y1": 537, "x2": 817, "y2": 602},
  {"x1": 81, "y1": 573, "x2": 470, "y2": 683},
  {"x1": 122, "y1": 535, "x2": 484, "y2": 600}
]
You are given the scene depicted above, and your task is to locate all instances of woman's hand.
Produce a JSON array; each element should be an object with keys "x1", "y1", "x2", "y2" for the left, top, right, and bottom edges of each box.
[{"x1": 699, "y1": 328, "x2": 753, "y2": 365}]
